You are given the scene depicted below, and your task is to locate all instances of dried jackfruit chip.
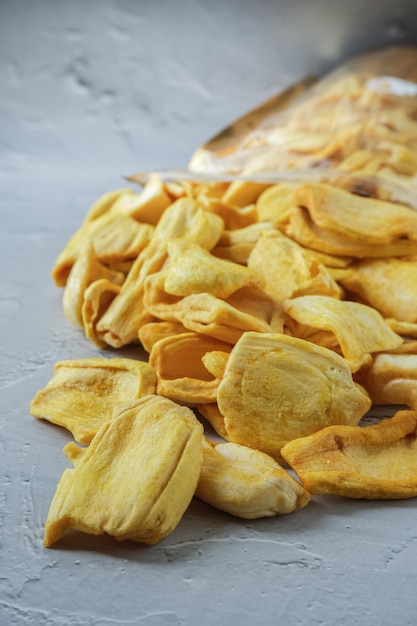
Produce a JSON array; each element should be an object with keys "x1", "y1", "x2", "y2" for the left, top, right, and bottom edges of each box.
[
  {"x1": 163, "y1": 239, "x2": 264, "y2": 299},
  {"x1": 196, "y1": 402, "x2": 230, "y2": 441},
  {"x1": 199, "y1": 195, "x2": 258, "y2": 230},
  {"x1": 337, "y1": 257, "x2": 417, "y2": 323},
  {"x1": 201, "y1": 350, "x2": 230, "y2": 380},
  {"x1": 30, "y1": 358, "x2": 156, "y2": 444},
  {"x1": 112, "y1": 174, "x2": 172, "y2": 225},
  {"x1": 360, "y1": 353, "x2": 417, "y2": 410},
  {"x1": 286, "y1": 203, "x2": 417, "y2": 258},
  {"x1": 293, "y1": 183, "x2": 417, "y2": 246},
  {"x1": 196, "y1": 438, "x2": 310, "y2": 518},
  {"x1": 52, "y1": 208, "x2": 153, "y2": 286},
  {"x1": 283, "y1": 295, "x2": 403, "y2": 371},
  {"x1": 217, "y1": 332, "x2": 371, "y2": 461},
  {"x1": 212, "y1": 222, "x2": 275, "y2": 265},
  {"x1": 386, "y1": 318, "x2": 417, "y2": 338},
  {"x1": 226, "y1": 285, "x2": 284, "y2": 331},
  {"x1": 153, "y1": 197, "x2": 224, "y2": 251},
  {"x1": 43, "y1": 395, "x2": 204, "y2": 546},
  {"x1": 95, "y1": 198, "x2": 225, "y2": 348},
  {"x1": 255, "y1": 183, "x2": 297, "y2": 227},
  {"x1": 138, "y1": 320, "x2": 189, "y2": 353},
  {"x1": 62, "y1": 242, "x2": 125, "y2": 329},
  {"x1": 281, "y1": 410, "x2": 417, "y2": 499},
  {"x1": 221, "y1": 180, "x2": 270, "y2": 207},
  {"x1": 81, "y1": 278, "x2": 121, "y2": 348},
  {"x1": 146, "y1": 291, "x2": 272, "y2": 344},
  {"x1": 149, "y1": 332, "x2": 232, "y2": 405},
  {"x1": 248, "y1": 230, "x2": 342, "y2": 304}
]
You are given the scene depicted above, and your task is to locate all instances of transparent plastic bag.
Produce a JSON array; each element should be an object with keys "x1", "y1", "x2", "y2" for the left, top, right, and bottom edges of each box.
[{"x1": 183, "y1": 44, "x2": 417, "y2": 209}]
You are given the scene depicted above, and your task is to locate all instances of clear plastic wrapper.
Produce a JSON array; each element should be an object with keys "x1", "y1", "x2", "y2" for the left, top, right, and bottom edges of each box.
[{"x1": 131, "y1": 45, "x2": 417, "y2": 209}]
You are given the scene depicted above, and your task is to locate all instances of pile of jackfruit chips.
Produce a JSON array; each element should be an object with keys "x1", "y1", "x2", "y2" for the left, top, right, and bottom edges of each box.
[
  {"x1": 31, "y1": 50, "x2": 417, "y2": 548},
  {"x1": 31, "y1": 176, "x2": 417, "y2": 548}
]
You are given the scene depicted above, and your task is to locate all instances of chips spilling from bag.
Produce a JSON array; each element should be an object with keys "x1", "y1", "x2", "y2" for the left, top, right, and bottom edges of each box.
[{"x1": 32, "y1": 45, "x2": 417, "y2": 548}]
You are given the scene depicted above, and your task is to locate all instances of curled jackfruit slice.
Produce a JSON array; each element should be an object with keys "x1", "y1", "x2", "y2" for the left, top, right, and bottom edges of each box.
[
  {"x1": 217, "y1": 332, "x2": 371, "y2": 460},
  {"x1": 149, "y1": 332, "x2": 232, "y2": 405},
  {"x1": 212, "y1": 222, "x2": 274, "y2": 265},
  {"x1": 221, "y1": 179, "x2": 270, "y2": 207},
  {"x1": 283, "y1": 295, "x2": 403, "y2": 372},
  {"x1": 95, "y1": 198, "x2": 225, "y2": 348},
  {"x1": 62, "y1": 242, "x2": 125, "y2": 329},
  {"x1": 360, "y1": 353, "x2": 417, "y2": 411},
  {"x1": 201, "y1": 350, "x2": 229, "y2": 380},
  {"x1": 337, "y1": 257, "x2": 417, "y2": 323},
  {"x1": 163, "y1": 239, "x2": 264, "y2": 299},
  {"x1": 43, "y1": 395, "x2": 204, "y2": 546},
  {"x1": 138, "y1": 321, "x2": 189, "y2": 353},
  {"x1": 293, "y1": 183, "x2": 417, "y2": 246},
  {"x1": 52, "y1": 205, "x2": 154, "y2": 286},
  {"x1": 196, "y1": 403, "x2": 230, "y2": 441},
  {"x1": 281, "y1": 410, "x2": 417, "y2": 499},
  {"x1": 81, "y1": 279, "x2": 121, "y2": 348},
  {"x1": 286, "y1": 204, "x2": 417, "y2": 258},
  {"x1": 146, "y1": 290, "x2": 272, "y2": 344},
  {"x1": 255, "y1": 183, "x2": 297, "y2": 227},
  {"x1": 248, "y1": 230, "x2": 342, "y2": 304},
  {"x1": 112, "y1": 174, "x2": 173, "y2": 225},
  {"x1": 196, "y1": 438, "x2": 310, "y2": 518},
  {"x1": 30, "y1": 358, "x2": 156, "y2": 444},
  {"x1": 199, "y1": 195, "x2": 258, "y2": 230}
]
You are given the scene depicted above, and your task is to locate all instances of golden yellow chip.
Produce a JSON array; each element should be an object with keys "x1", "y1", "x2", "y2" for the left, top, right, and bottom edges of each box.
[
  {"x1": 196, "y1": 402, "x2": 230, "y2": 441},
  {"x1": 286, "y1": 184, "x2": 417, "y2": 258},
  {"x1": 217, "y1": 332, "x2": 371, "y2": 460},
  {"x1": 255, "y1": 183, "x2": 297, "y2": 227},
  {"x1": 199, "y1": 195, "x2": 258, "y2": 230},
  {"x1": 149, "y1": 332, "x2": 232, "y2": 405},
  {"x1": 52, "y1": 209, "x2": 153, "y2": 287},
  {"x1": 44, "y1": 395, "x2": 204, "y2": 546},
  {"x1": 337, "y1": 257, "x2": 417, "y2": 323},
  {"x1": 360, "y1": 353, "x2": 417, "y2": 410},
  {"x1": 293, "y1": 183, "x2": 417, "y2": 246},
  {"x1": 95, "y1": 197, "x2": 225, "y2": 348},
  {"x1": 112, "y1": 174, "x2": 172, "y2": 225},
  {"x1": 62, "y1": 242, "x2": 124, "y2": 329},
  {"x1": 283, "y1": 295, "x2": 403, "y2": 371},
  {"x1": 196, "y1": 438, "x2": 310, "y2": 518},
  {"x1": 162, "y1": 239, "x2": 264, "y2": 299},
  {"x1": 201, "y1": 350, "x2": 230, "y2": 380},
  {"x1": 281, "y1": 410, "x2": 417, "y2": 499},
  {"x1": 212, "y1": 222, "x2": 275, "y2": 265},
  {"x1": 146, "y1": 291, "x2": 272, "y2": 344},
  {"x1": 81, "y1": 279, "x2": 121, "y2": 348},
  {"x1": 30, "y1": 358, "x2": 156, "y2": 444},
  {"x1": 138, "y1": 320, "x2": 189, "y2": 353},
  {"x1": 221, "y1": 180, "x2": 270, "y2": 207},
  {"x1": 248, "y1": 230, "x2": 342, "y2": 304}
]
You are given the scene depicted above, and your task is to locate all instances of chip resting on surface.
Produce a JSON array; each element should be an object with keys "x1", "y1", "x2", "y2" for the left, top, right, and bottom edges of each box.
[
  {"x1": 44, "y1": 395, "x2": 204, "y2": 547},
  {"x1": 30, "y1": 358, "x2": 156, "y2": 444},
  {"x1": 281, "y1": 410, "x2": 417, "y2": 499},
  {"x1": 196, "y1": 437, "x2": 310, "y2": 518},
  {"x1": 217, "y1": 332, "x2": 371, "y2": 460}
]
